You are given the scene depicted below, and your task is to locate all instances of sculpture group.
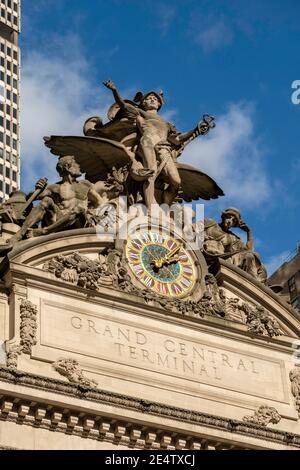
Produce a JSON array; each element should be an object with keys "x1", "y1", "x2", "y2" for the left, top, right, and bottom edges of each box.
[{"x1": 0, "y1": 80, "x2": 266, "y2": 282}]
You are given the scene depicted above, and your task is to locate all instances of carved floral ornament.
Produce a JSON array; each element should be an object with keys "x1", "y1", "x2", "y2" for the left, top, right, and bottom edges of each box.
[
  {"x1": 243, "y1": 406, "x2": 281, "y2": 427},
  {"x1": 6, "y1": 299, "x2": 38, "y2": 369},
  {"x1": 290, "y1": 367, "x2": 300, "y2": 417},
  {"x1": 43, "y1": 251, "x2": 282, "y2": 339}
]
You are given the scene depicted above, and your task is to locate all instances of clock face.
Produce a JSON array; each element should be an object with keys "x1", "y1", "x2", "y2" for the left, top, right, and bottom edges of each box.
[{"x1": 126, "y1": 229, "x2": 197, "y2": 299}]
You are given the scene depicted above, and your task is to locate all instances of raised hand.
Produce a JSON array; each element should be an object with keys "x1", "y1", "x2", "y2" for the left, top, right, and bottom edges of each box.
[
  {"x1": 35, "y1": 177, "x2": 48, "y2": 191},
  {"x1": 103, "y1": 79, "x2": 116, "y2": 91},
  {"x1": 239, "y1": 221, "x2": 251, "y2": 233}
]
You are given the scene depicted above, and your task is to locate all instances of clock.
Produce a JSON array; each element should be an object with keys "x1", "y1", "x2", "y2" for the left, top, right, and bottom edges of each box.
[{"x1": 125, "y1": 228, "x2": 198, "y2": 299}]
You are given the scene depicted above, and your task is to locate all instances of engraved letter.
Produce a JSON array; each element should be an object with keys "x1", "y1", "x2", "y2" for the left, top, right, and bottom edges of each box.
[
  {"x1": 114, "y1": 342, "x2": 125, "y2": 355},
  {"x1": 103, "y1": 325, "x2": 113, "y2": 338},
  {"x1": 221, "y1": 354, "x2": 233, "y2": 368},
  {"x1": 129, "y1": 346, "x2": 137, "y2": 359},
  {"x1": 251, "y1": 361, "x2": 259, "y2": 374},
  {"x1": 179, "y1": 343, "x2": 188, "y2": 356},
  {"x1": 157, "y1": 353, "x2": 170, "y2": 368},
  {"x1": 237, "y1": 359, "x2": 247, "y2": 371},
  {"x1": 164, "y1": 339, "x2": 175, "y2": 352},
  {"x1": 71, "y1": 316, "x2": 82, "y2": 330},
  {"x1": 136, "y1": 331, "x2": 147, "y2": 345},
  {"x1": 141, "y1": 349, "x2": 154, "y2": 364},
  {"x1": 88, "y1": 319, "x2": 99, "y2": 334}
]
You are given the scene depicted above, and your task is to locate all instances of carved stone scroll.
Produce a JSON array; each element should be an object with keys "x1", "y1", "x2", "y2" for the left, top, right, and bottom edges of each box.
[{"x1": 53, "y1": 358, "x2": 98, "y2": 388}]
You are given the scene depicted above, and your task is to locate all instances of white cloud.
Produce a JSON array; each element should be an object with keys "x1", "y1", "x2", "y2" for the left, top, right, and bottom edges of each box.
[
  {"x1": 181, "y1": 103, "x2": 271, "y2": 209},
  {"x1": 192, "y1": 16, "x2": 233, "y2": 53},
  {"x1": 265, "y1": 251, "x2": 290, "y2": 276},
  {"x1": 156, "y1": 3, "x2": 177, "y2": 35},
  {"x1": 21, "y1": 34, "x2": 109, "y2": 191}
]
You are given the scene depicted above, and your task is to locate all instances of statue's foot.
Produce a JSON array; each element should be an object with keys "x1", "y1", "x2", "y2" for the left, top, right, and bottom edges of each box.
[
  {"x1": 26, "y1": 228, "x2": 47, "y2": 238},
  {"x1": 0, "y1": 241, "x2": 13, "y2": 254},
  {"x1": 130, "y1": 167, "x2": 155, "y2": 181}
]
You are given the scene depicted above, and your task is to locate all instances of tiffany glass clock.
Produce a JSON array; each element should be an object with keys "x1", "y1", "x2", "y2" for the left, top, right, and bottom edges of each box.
[{"x1": 126, "y1": 228, "x2": 198, "y2": 299}]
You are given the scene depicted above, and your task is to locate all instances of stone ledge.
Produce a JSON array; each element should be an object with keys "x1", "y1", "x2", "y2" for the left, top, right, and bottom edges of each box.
[{"x1": 0, "y1": 367, "x2": 299, "y2": 449}]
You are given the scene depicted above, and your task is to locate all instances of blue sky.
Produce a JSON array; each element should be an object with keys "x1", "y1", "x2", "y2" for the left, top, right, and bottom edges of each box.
[{"x1": 20, "y1": 0, "x2": 300, "y2": 274}]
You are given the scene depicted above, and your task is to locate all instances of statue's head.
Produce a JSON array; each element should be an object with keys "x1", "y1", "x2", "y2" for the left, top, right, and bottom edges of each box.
[
  {"x1": 56, "y1": 156, "x2": 82, "y2": 178},
  {"x1": 221, "y1": 207, "x2": 241, "y2": 230},
  {"x1": 134, "y1": 91, "x2": 164, "y2": 111}
]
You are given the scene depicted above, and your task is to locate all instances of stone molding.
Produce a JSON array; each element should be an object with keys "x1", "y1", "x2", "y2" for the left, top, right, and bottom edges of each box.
[
  {"x1": 242, "y1": 406, "x2": 281, "y2": 426},
  {"x1": 53, "y1": 358, "x2": 98, "y2": 388},
  {"x1": 0, "y1": 393, "x2": 240, "y2": 450},
  {"x1": 0, "y1": 367, "x2": 299, "y2": 448}
]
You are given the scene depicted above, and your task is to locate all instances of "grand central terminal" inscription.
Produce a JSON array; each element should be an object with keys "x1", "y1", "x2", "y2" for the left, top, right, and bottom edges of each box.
[{"x1": 69, "y1": 314, "x2": 263, "y2": 383}]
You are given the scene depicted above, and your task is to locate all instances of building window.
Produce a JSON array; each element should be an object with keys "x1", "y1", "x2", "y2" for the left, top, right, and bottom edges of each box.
[
  {"x1": 291, "y1": 297, "x2": 299, "y2": 311},
  {"x1": 5, "y1": 166, "x2": 9, "y2": 179},
  {"x1": 5, "y1": 183, "x2": 10, "y2": 194},
  {"x1": 12, "y1": 170, "x2": 16, "y2": 181},
  {"x1": 288, "y1": 276, "x2": 297, "y2": 294}
]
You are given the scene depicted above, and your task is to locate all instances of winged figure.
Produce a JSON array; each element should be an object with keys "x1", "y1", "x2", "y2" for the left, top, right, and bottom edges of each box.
[{"x1": 44, "y1": 80, "x2": 224, "y2": 208}]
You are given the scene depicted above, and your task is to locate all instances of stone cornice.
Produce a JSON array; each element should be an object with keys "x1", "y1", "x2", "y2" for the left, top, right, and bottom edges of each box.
[{"x1": 0, "y1": 367, "x2": 299, "y2": 449}]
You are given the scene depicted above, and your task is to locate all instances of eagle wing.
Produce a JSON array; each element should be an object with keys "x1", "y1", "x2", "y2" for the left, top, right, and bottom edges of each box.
[
  {"x1": 177, "y1": 163, "x2": 224, "y2": 202},
  {"x1": 44, "y1": 136, "x2": 132, "y2": 183}
]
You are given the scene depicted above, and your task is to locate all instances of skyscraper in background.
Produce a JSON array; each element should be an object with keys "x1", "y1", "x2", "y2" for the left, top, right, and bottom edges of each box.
[{"x1": 0, "y1": 0, "x2": 20, "y2": 200}]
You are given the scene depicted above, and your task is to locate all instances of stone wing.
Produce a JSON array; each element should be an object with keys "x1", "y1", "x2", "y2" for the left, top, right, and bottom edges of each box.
[
  {"x1": 44, "y1": 136, "x2": 132, "y2": 183},
  {"x1": 177, "y1": 163, "x2": 224, "y2": 202}
]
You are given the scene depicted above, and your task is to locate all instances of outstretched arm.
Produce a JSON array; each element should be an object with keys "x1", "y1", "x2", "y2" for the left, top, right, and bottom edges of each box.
[
  {"x1": 170, "y1": 114, "x2": 215, "y2": 146},
  {"x1": 103, "y1": 80, "x2": 126, "y2": 109}
]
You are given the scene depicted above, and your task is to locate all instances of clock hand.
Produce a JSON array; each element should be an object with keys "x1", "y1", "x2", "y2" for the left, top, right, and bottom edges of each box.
[
  {"x1": 152, "y1": 244, "x2": 182, "y2": 269},
  {"x1": 165, "y1": 244, "x2": 182, "y2": 260}
]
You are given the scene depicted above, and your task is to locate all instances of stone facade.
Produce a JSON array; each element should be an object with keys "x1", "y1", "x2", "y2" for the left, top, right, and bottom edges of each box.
[{"x1": 0, "y1": 230, "x2": 299, "y2": 449}]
